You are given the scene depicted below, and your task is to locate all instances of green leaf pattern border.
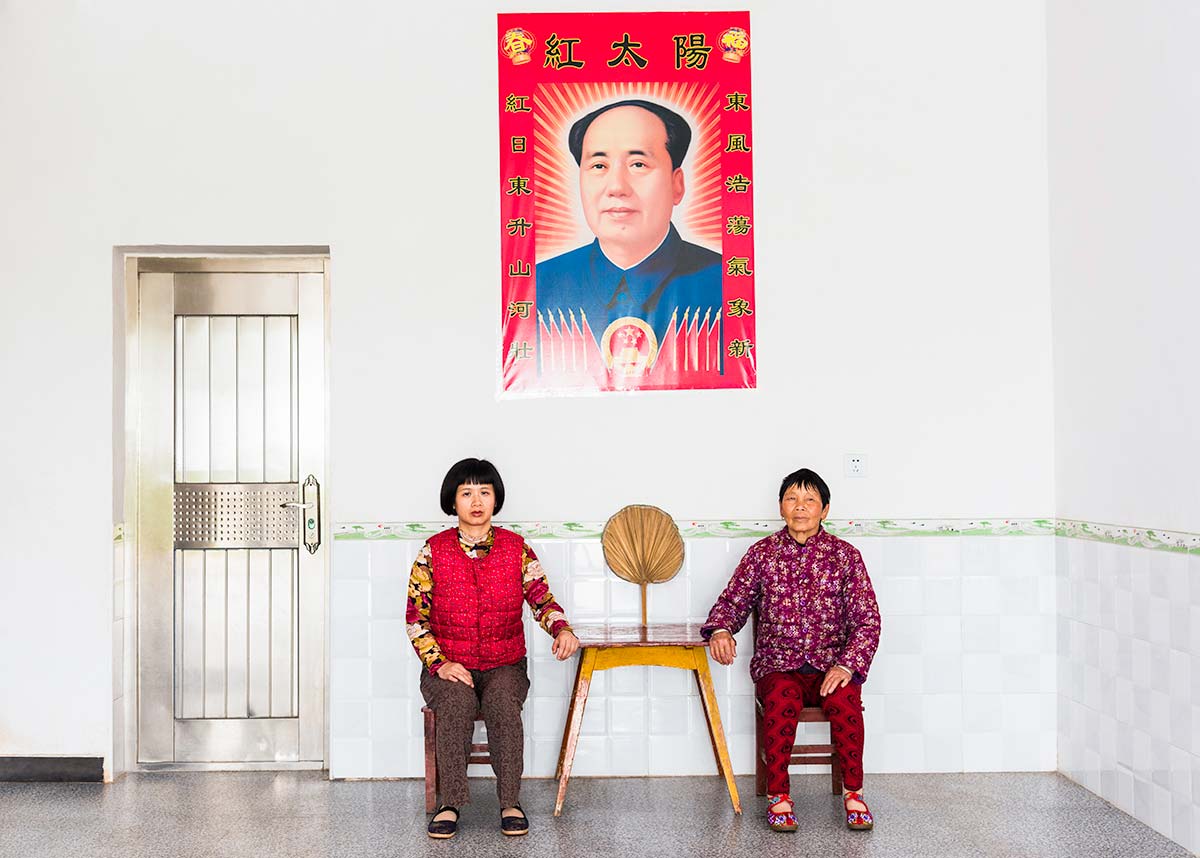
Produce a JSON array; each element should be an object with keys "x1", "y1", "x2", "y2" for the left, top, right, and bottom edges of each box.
[
  {"x1": 1055, "y1": 519, "x2": 1200, "y2": 555},
  {"x1": 335, "y1": 518, "x2": 1058, "y2": 541},
  {"x1": 116, "y1": 518, "x2": 1200, "y2": 554}
]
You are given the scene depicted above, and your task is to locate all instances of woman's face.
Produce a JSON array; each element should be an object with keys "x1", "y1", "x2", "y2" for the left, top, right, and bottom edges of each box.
[
  {"x1": 455, "y1": 482, "x2": 496, "y2": 529},
  {"x1": 779, "y1": 482, "x2": 828, "y2": 541}
]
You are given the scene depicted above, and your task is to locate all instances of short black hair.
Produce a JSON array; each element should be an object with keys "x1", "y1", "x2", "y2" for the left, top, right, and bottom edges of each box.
[
  {"x1": 778, "y1": 468, "x2": 831, "y2": 508},
  {"x1": 439, "y1": 458, "x2": 505, "y2": 516},
  {"x1": 568, "y1": 99, "x2": 692, "y2": 170}
]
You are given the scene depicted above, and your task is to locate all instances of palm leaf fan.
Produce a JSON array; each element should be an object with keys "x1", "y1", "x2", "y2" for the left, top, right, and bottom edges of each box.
[{"x1": 601, "y1": 504, "x2": 685, "y2": 625}]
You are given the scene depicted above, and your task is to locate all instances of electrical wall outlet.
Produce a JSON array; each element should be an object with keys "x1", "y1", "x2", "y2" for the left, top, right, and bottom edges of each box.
[{"x1": 844, "y1": 453, "x2": 867, "y2": 478}]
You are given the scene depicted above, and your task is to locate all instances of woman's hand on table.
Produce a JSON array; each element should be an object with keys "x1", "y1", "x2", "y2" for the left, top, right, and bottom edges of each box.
[
  {"x1": 437, "y1": 661, "x2": 474, "y2": 687},
  {"x1": 552, "y1": 630, "x2": 580, "y2": 661},
  {"x1": 820, "y1": 665, "x2": 852, "y2": 696},
  {"x1": 709, "y1": 630, "x2": 737, "y2": 665}
]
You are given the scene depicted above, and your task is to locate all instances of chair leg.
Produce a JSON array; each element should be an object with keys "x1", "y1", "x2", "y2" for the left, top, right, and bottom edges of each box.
[
  {"x1": 423, "y1": 708, "x2": 437, "y2": 813},
  {"x1": 754, "y1": 702, "x2": 767, "y2": 797}
]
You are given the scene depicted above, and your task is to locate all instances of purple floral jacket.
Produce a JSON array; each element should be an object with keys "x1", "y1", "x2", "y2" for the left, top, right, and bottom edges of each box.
[{"x1": 701, "y1": 527, "x2": 882, "y2": 684}]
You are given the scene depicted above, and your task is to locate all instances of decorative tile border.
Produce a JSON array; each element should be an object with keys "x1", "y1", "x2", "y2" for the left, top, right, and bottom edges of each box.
[
  {"x1": 830, "y1": 519, "x2": 1054, "y2": 538},
  {"x1": 1056, "y1": 519, "x2": 1200, "y2": 554},
  {"x1": 334, "y1": 518, "x2": 1056, "y2": 541},
  {"x1": 113, "y1": 514, "x2": 1200, "y2": 553},
  {"x1": 116, "y1": 513, "x2": 1199, "y2": 552}
]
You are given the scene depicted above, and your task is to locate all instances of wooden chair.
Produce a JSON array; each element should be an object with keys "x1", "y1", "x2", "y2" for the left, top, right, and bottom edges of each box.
[
  {"x1": 422, "y1": 706, "x2": 490, "y2": 813},
  {"x1": 749, "y1": 611, "x2": 843, "y2": 796},
  {"x1": 753, "y1": 699, "x2": 842, "y2": 795}
]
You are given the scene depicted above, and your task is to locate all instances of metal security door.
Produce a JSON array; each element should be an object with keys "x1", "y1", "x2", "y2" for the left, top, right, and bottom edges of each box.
[{"x1": 136, "y1": 258, "x2": 327, "y2": 765}]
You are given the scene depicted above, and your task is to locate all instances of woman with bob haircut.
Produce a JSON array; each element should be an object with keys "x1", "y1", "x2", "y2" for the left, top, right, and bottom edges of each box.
[{"x1": 406, "y1": 457, "x2": 578, "y2": 839}]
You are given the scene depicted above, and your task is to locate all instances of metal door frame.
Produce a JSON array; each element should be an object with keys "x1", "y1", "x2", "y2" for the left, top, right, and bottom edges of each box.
[{"x1": 121, "y1": 250, "x2": 331, "y2": 772}]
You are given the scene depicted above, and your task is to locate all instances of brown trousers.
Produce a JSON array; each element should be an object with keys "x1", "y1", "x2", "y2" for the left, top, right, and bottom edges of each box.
[{"x1": 420, "y1": 658, "x2": 530, "y2": 808}]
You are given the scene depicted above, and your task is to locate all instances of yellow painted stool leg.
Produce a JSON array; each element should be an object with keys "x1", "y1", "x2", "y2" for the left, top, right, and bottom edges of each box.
[
  {"x1": 694, "y1": 648, "x2": 742, "y2": 814},
  {"x1": 555, "y1": 654, "x2": 585, "y2": 781},
  {"x1": 554, "y1": 647, "x2": 596, "y2": 816}
]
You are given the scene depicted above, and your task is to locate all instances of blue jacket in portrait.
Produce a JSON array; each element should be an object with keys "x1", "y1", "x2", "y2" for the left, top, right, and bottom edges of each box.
[{"x1": 535, "y1": 224, "x2": 722, "y2": 356}]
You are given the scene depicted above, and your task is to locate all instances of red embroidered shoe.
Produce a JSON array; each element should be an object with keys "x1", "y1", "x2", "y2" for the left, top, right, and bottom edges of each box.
[
  {"x1": 844, "y1": 791, "x2": 874, "y2": 830},
  {"x1": 766, "y1": 794, "x2": 798, "y2": 832}
]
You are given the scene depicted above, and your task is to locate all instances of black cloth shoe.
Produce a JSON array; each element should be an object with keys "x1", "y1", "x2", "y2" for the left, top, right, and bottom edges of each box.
[
  {"x1": 427, "y1": 806, "x2": 459, "y2": 839},
  {"x1": 500, "y1": 805, "x2": 529, "y2": 836}
]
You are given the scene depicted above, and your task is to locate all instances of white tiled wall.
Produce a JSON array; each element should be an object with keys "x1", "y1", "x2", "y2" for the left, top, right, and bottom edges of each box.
[
  {"x1": 329, "y1": 530, "x2": 1056, "y2": 780},
  {"x1": 1057, "y1": 537, "x2": 1200, "y2": 854}
]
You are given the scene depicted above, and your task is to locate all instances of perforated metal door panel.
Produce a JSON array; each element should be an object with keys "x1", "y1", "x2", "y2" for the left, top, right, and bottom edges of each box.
[{"x1": 173, "y1": 483, "x2": 300, "y2": 549}]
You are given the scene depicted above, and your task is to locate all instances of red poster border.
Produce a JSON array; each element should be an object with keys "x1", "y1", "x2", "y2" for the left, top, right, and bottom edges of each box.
[{"x1": 498, "y1": 11, "x2": 755, "y2": 396}]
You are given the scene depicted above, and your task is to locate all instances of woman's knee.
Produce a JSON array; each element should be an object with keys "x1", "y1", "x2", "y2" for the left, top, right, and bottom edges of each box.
[
  {"x1": 428, "y1": 682, "x2": 479, "y2": 720},
  {"x1": 480, "y1": 691, "x2": 525, "y2": 723},
  {"x1": 757, "y1": 671, "x2": 802, "y2": 702},
  {"x1": 820, "y1": 683, "x2": 863, "y2": 715}
]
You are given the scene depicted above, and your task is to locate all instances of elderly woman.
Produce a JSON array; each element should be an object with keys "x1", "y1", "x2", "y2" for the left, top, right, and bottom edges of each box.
[
  {"x1": 407, "y1": 458, "x2": 579, "y2": 839},
  {"x1": 702, "y1": 468, "x2": 881, "y2": 832}
]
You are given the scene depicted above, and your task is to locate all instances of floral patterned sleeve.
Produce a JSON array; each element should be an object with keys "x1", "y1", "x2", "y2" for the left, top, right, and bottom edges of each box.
[
  {"x1": 700, "y1": 548, "x2": 761, "y2": 640},
  {"x1": 521, "y1": 543, "x2": 572, "y2": 638},
  {"x1": 835, "y1": 548, "x2": 882, "y2": 677},
  {"x1": 406, "y1": 541, "x2": 446, "y2": 675}
]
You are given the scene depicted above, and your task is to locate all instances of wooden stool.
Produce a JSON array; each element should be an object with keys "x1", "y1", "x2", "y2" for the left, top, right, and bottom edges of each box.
[
  {"x1": 422, "y1": 706, "x2": 490, "y2": 813},
  {"x1": 753, "y1": 700, "x2": 843, "y2": 795}
]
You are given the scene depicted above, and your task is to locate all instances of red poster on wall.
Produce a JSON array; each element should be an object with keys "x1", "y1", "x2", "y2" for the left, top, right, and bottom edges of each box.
[{"x1": 498, "y1": 11, "x2": 755, "y2": 396}]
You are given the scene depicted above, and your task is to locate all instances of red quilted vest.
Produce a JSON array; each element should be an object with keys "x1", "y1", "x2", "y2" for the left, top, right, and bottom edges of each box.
[{"x1": 428, "y1": 526, "x2": 527, "y2": 671}]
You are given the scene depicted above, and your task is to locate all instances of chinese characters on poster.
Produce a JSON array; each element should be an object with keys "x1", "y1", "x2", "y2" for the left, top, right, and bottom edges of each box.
[{"x1": 498, "y1": 11, "x2": 756, "y2": 395}]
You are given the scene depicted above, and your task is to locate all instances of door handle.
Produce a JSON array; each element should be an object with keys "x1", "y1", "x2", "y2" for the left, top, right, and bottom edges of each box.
[
  {"x1": 279, "y1": 501, "x2": 315, "y2": 510},
  {"x1": 300, "y1": 475, "x2": 321, "y2": 554}
]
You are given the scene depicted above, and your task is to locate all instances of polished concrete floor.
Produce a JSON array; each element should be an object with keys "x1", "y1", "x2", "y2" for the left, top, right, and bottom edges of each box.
[{"x1": 0, "y1": 772, "x2": 1189, "y2": 858}]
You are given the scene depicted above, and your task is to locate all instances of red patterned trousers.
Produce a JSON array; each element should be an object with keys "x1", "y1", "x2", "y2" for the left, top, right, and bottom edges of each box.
[{"x1": 757, "y1": 670, "x2": 865, "y2": 793}]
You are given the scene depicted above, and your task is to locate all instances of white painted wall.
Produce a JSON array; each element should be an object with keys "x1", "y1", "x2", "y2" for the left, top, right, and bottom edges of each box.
[
  {"x1": 1048, "y1": 0, "x2": 1200, "y2": 532},
  {"x1": 0, "y1": 1, "x2": 1052, "y2": 762},
  {"x1": 1048, "y1": 2, "x2": 1200, "y2": 853},
  {"x1": 337, "y1": 0, "x2": 1055, "y2": 524}
]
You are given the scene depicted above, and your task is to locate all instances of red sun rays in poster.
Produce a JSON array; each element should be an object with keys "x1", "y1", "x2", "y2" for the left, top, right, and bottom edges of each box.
[
  {"x1": 533, "y1": 81, "x2": 725, "y2": 261},
  {"x1": 498, "y1": 11, "x2": 755, "y2": 396}
]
